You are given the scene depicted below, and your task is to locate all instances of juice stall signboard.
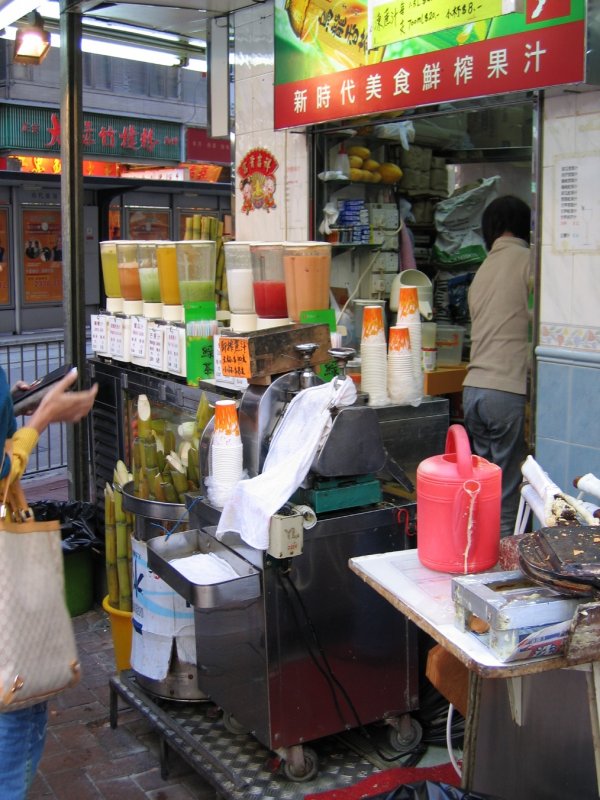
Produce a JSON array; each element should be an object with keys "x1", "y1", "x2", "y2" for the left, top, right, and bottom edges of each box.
[
  {"x1": 22, "y1": 209, "x2": 62, "y2": 304},
  {"x1": 274, "y1": 0, "x2": 587, "y2": 128}
]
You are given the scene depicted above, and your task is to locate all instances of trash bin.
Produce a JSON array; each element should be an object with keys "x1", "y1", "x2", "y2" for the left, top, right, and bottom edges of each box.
[{"x1": 31, "y1": 501, "x2": 102, "y2": 617}]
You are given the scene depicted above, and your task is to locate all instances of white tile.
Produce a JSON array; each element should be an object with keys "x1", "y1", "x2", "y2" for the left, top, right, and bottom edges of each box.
[
  {"x1": 539, "y1": 165, "x2": 554, "y2": 248},
  {"x1": 574, "y1": 111, "x2": 600, "y2": 152},
  {"x1": 235, "y1": 77, "x2": 254, "y2": 135},
  {"x1": 251, "y1": 74, "x2": 275, "y2": 133},
  {"x1": 544, "y1": 92, "x2": 577, "y2": 120},
  {"x1": 572, "y1": 253, "x2": 600, "y2": 327},
  {"x1": 575, "y1": 88, "x2": 600, "y2": 117},
  {"x1": 539, "y1": 245, "x2": 573, "y2": 326},
  {"x1": 542, "y1": 117, "x2": 576, "y2": 167}
]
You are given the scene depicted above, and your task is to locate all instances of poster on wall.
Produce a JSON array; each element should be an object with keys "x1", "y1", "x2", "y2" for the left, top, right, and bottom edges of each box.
[
  {"x1": 237, "y1": 148, "x2": 279, "y2": 215},
  {"x1": 273, "y1": 0, "x2": 587, "y2": 128},
  {"x1": 0, "y1": 208, "x2": 9, "y2": 305},
  {"x1": 23, "y1": 208, "x2": 62, "y2": 304},
  {"x1": 126, "y1": 208, "x2": 170, "y2": 240}
]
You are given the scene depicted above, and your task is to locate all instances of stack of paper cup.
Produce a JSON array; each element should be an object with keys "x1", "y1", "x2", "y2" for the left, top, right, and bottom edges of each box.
[
  {"x1": 396, "y1": 286, "x2": 423, "y2": 395},
  {"x1": 360, "y1": 305, "x2": 388, "y2": 406},
  {"x1": 208, "y1": 399, "x2": 244, "y2": 507},
  {"x1": 388, "y1": 326, "x2": 418, "y2": 405}
]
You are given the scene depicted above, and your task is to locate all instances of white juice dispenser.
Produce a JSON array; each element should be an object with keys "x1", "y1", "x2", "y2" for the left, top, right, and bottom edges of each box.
[{"x1": 223, "y1": 241, "x2": 257, "y2": 332}]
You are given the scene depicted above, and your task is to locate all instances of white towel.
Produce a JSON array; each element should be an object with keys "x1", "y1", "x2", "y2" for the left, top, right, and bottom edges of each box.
[{"x1": 215, "y1": 377, "x2": 357, "y2": 549}]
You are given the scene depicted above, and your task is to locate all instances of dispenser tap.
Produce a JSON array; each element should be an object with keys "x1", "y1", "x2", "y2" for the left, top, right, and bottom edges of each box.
[
  {"x1": 295, "y1": 343, "x2": 320, "y2": 389},
  {"x1": 328, "y1": 347, "x2": 356, "y2": 384}
]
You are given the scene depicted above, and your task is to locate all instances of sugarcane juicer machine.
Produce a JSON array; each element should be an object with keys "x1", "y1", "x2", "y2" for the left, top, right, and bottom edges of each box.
[{"x1": 148, "y1": 326, "x2": 421, "y2": 781}]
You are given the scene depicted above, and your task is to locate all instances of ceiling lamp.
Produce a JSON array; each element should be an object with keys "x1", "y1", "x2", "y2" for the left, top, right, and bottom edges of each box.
[{"x1": 13, "y1": 11, "x2": 51, "y2": 64}]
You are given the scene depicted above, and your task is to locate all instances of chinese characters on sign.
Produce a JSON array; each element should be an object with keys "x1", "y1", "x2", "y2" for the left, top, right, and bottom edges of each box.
[
  {"x1": 219, "y1": 336, "x2": 252, "y2": 379},
  {"x1": 554, "y1": 158, "x2": 600, "y2": 252},
  {"x1": 237, "y1": 148, "x2": 279, "y2": 215}
]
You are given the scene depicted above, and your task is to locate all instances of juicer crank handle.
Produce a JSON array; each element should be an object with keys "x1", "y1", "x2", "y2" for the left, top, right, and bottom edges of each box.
[{"x1": 378, "y1": 450, "x2": 414, "y2": 494}]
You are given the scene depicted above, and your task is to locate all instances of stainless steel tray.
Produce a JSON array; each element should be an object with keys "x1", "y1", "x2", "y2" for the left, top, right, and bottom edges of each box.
[
  {"x1": 122, "y1": 480, "x2": 187, "y2": 521},
  {"x1": 147, "y1": 528, "x2": 260, "y2": 609}
]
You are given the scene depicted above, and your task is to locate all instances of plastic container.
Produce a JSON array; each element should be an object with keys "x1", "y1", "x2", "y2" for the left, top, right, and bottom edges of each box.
[
  {"x1": 64, "y1": 550, "x2": 94, "y2": 617},
  {"x1": 250, "y1": 243, "x2": 288, "y2": 319},
  {"x1": 435, "y1": 324, "x2": 465, "y2": 366},
  {"x1": 156, "y1": 242, "x2": 181, "y2": 305},
  {"x1": 99, "y1": 241, "x2": 123, "y2": 313},
  {"x1": 116, "y1": 241, "x2": 141, "y2": 301},
  {"x1": 102, "y1": 595, "x2": 133, "y2": 671},
  {"x1": 175, "y1": 240, "x2": 216, "y2": 306},
  {"x1": 283, "y1": 242, "x2": 331, "y2": 322},
  {"x1": 416, "y1": 424, "x2": 501, "y2": 574},
  {"x1": 224, "y1": 241, "x2": 255, "y2": 314},
  {"x1": 138, "y1": 241, "x2": 161, "y2": 303}
]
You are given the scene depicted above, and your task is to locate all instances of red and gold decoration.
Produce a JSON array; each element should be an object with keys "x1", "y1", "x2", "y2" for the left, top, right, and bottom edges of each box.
[{"x1": 237, "y1": 148, "x2": 278, "y2": 215}]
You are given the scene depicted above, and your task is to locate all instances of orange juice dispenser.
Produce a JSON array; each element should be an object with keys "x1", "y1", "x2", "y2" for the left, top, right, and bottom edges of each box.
[
  {"x1": 156, "y1": 242, "x2": 183, "y2": 322},
  {"x1": 223, "y1": 241, "x2": 257, "y2": 332},
  {"x1": 283, "y1": 242, "x2": 331, "y2": 322},
  {"x1": 250, "y1": 242, "x2": 289, "y2": 329},
  {"x1": 99, "y1": 241, "x2": 123, "y2": 313},
  {"x1": 116, "y1": 241, "x2": 143, "y2": 316},
  {"x1": 137, "y1": 241, "x2": 162, "y2": 319},
  {"x1": 175, "y1": 240, "x2": 217, "y2": 308}
]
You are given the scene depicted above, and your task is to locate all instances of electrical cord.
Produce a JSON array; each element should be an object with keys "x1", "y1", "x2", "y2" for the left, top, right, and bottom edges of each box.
[{"x1": 276, "y1": 566, "x2": 424, "y2": 765}]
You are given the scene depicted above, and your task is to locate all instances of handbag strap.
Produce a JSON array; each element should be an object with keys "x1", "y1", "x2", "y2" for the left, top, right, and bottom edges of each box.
[{"x1": 0, "y1": 446, "x2": 34, "y2": 523}]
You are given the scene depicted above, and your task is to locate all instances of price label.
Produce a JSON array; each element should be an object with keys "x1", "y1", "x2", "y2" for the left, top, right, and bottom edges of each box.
[
  {"x1": 147, "y1": 325, "x2": 165, "y2": 371},
  {"x1": 130, "y1": 316, "x2": 148, "y2": 360},
  {"x1": 91, "y1": 315, "x2": 108, "y2": 354},
  {"x1": 108, "y1": 316, "x2": 125, "y2": 359},
  {"x1": 219, "y1": 336, "x2": 251, "y2": 378},
  {"x1": 166, "y1": 326, "x2": 182, "y2": 374}
]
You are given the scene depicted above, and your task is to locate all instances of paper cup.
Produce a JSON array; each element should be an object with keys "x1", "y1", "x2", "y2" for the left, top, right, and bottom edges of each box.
[
  {"x1": 361, "y1": 305, "x2": 386, "y2": 342},
  {"x1": 389, "y1": 325, "x2": 411, "y2": 352}
]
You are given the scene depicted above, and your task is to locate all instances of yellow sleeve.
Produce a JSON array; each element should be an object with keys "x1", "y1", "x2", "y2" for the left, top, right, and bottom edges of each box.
[{"x1": 9, "y1": 427, "x2": 40, "y2": 482}]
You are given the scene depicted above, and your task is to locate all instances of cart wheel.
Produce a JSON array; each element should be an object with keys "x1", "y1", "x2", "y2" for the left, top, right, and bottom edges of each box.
[
  {"x1": 222, "y1": 711, "x2": 249, "y2": 735},
  {"x1": 282, "y1": 747, "x2": 319, "y2": 782},
  {"x1": 388, "y1": 717, "x2": 423, "y2": 753}
]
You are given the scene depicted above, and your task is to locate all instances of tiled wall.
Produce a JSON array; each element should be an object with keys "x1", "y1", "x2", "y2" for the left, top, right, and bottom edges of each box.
[
  {"x1": 232, "y1": 6, "x2": 310, "y2": 242},
  {"x1": 536, "y1": 90, "x2": 600, "y2": 495}
]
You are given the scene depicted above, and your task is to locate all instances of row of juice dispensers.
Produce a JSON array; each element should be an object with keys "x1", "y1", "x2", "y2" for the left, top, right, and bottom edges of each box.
[{"x1": 91, "y1": 239, "x2": 334, "y2": 382}]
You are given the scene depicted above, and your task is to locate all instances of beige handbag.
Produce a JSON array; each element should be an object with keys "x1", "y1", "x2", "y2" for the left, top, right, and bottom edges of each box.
[{"x1": 0, "y1": 472, "x2": 81, "y2": 712}]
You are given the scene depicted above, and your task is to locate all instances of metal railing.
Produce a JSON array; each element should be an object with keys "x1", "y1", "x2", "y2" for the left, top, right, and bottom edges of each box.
[{"x1": 0, "y1": 331, "x2": 67, "y2": 475}]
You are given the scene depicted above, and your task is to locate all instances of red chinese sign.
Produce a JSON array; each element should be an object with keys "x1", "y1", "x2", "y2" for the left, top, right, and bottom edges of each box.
[
  {"x1": 237, "y1": 148, "x2": 279, "y2": 215},
  {"x1": 0, "y1": 208, "x2": 9, "y2": 305},
  {"x1": 273, "y1": 0, "x2": 586, "y2": 129},
  {"x1": 186, "y1": 127, "x2": 231, "y2": 163}
]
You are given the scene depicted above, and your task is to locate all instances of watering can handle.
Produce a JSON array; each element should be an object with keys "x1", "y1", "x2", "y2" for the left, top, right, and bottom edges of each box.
[{"x1": 445, "y1": 424, "x2": 473, "y2": 479}]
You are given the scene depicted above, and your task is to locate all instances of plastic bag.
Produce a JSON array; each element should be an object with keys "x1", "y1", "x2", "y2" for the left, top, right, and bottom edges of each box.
[
  {"x1": 30, "y1": 500, "x2": 101, "y2": 552},
  {"x1": 370, "y1": 781, "x2": 504, "y2": 800}
]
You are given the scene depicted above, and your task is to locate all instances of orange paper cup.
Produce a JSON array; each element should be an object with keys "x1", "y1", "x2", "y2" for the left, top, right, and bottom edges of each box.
[
  {"x1": 214, "y1": 399, "x2": 240, "y2": 436},
  {"x1": 389, "y1": 325, "x2": 412, "y2": 352},
  {"x1": 397, "y1": 286, "x2": 419, "y2": 319},
  {"x1": 361, "y1": 305, "x2": 385, "y2": 340}
]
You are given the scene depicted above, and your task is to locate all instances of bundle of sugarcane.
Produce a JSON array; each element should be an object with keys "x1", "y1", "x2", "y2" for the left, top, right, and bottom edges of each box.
[{"x1": 105, "y1": 459, "x2": 134, "y2": 612}]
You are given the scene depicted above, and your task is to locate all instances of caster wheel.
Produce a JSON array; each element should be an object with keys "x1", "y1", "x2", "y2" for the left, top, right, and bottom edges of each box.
[
  {"x1": 282, "y1": 746, "x2": 319, "y2": 782},
  {"x1": 222, "y1": 711, "x2": 249, "y2": 735},
  {"x1": 388, "y1": 717, "x2": 423, "y2": 753}
]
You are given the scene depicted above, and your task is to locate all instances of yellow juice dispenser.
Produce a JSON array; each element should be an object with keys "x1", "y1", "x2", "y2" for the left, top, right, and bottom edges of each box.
[
  {"x1": 223, "y1": 241, "x2": 256, "y2": 332},
  {"x1": 99, "y1": 241, "x2": 123, "y2": 314},
  {"x1": 138, "y1": 241, "x2": 162, "y2": 319},
  {"x1": 250, "y1": 242, "x2": 289, "y2": 329},
  {"x1": 156, "y1": 242, "x2": 183, "y2": 323},
  {"x1": 283, "y1": 242, "x2": 331, "y2": 322},
  {"x1": 116, "y1": 240, "x2": 143, "y2": 317},
  {"x1": 175, "y1": 240, "x2": 216, "y2": 308}
]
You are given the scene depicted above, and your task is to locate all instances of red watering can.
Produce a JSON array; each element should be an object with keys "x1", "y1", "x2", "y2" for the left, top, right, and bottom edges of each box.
[{"x1": 416, "y1": 424, "x2": 501, "y2": 574}]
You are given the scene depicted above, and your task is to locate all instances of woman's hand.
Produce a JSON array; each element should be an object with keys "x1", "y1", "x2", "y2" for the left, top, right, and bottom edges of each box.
[{"x1": 29, "y1": 368, "x2": 98, "y2": 434}]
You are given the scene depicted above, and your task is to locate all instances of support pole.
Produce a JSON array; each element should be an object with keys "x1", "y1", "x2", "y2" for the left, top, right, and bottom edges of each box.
[{"x1": 60, "y1": 4, "x2": 89, "y2": 500}]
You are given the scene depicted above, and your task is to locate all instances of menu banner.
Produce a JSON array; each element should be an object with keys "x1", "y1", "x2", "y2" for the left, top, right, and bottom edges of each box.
[{"x1": 274, "y1": 0, "x2": 586, "y2": 129}]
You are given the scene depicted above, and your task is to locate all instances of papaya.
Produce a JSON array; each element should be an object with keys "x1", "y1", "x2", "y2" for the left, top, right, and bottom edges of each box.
[
  {"x1": 349, "y1": 155, "x2": 363, "y2": 169},
  {"x1": 349, "y1": 167, "x2": 363, "y2": 181},
  {"x1": 347, "y1": 145, "x2": 371, "y2": 160},
  {"x1": 363, "y1": 158, "x2": 380, "y2": 172},
  {"x1": 378, "y1": 163, "x2": 403, "y2": 184}
]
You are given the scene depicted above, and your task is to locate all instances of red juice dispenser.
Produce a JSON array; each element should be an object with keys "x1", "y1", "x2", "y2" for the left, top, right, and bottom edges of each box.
[
  {"x1": 116, "y1": 241, "x2": 143, "y2": 316},
  {"x1": 99, "y1": 240, "x2": 123, "y2": 314},
  {"x1": 283, "y1": 242, "x2": 331, "y2": 322},
  {"x1": 250, "y1": 242, "x2": 289, "y2": 329}
]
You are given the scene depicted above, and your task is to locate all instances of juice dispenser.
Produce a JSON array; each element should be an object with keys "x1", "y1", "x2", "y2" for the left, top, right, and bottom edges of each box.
[
  {"x1": 99, "y1": 240, "x2": 123, "y2": 313},
  {"x1": 116, "y1": 241, "x2": 143, "y2": 316},
  {"x1": 175, "y1": 240, "x2": 216, "y2": 307},
  {"x1": 283, "y1": 242, "x2": 331, "y2": 322},
  {"x1": 156, "y1": 242, "x2": 183, "y2": 322},
  {"x1": 250, "y1": 242, "x2": 289, "y2": 328},
  {"x1": 223, "y1": 241, "x2": 256, "y2": 332},
  {"x1": 138, "y1": 241, "x2": 162, "y2": 319}
]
